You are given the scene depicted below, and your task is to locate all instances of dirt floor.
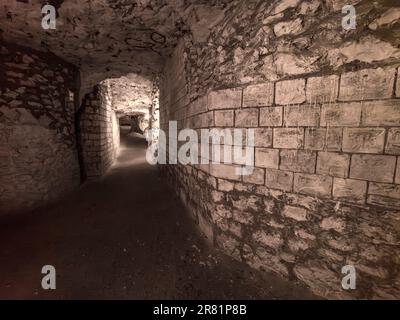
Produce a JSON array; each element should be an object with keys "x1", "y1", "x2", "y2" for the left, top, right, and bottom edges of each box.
[{"x1": 0, "y1": 128, "x2": 316, "y2": 299}]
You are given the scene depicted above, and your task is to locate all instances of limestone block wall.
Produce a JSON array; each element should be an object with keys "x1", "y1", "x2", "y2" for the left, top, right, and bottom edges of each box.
[
  {"x1": 79, "y1": 83, "x2": 120, "y2": 179},
  {"x1": 0, "y1": 41, "x2": 80, "y2": 214},
  {"x1": 160, "y1": 1, "x2": 400, "y2": 299}
]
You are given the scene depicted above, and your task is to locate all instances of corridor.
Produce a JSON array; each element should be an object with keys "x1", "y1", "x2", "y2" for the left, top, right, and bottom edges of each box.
[
  {"x1": 1, "y1": 0, "x2": 399, "y2": 300},
  {"x1": 0, "y1": 128, "x2": 314, "y2": 299}
]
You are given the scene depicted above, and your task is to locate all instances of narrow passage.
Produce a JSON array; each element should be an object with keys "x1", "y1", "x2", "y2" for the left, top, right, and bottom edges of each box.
[{"x1": 0, "y1": 128, "x2": 315, "y2": 299}]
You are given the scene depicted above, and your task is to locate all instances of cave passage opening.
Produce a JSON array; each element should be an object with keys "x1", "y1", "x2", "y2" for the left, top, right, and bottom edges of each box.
[{"x1": 75, "y1": 73, "x2": 160, "y2": 182}]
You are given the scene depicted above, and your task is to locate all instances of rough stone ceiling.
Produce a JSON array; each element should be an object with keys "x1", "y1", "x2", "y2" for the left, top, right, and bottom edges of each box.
[
  {"x1": 0, "y1": 0, "x2": 228, "y2": 93},
  {"x1": 105, "y1": 73, "x2": 154, "y2": 116}
]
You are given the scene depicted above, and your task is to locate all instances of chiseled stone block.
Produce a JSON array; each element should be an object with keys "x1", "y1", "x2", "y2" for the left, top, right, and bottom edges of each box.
[
  {"x1": 260, "y1": 106, "x2": 283, "y2": 127},
  {"x1": 350, "y1": 154, "x2": 396, "y2": 183},
  {"x1": 367, "y1": 182, "x2": 400, "y2": 208},
  {"x1": 304, "y1": 128, "x2": 342, "y2": 151},
  {"x1": 243, "y1": 83, "x2": 274, "y2": 107},
  {"x1": 305, "y1": 128, "x2": 326, "y2": 151},
  {"x1": 280, "y1": 149, "x2": 316, "y2": 173},
  {"x1": 306, "y1": 75, "x2": 339, "y2": 103},
  {"x1": 265, "y1": 168, "x2": 293, "y2": 192},
  {"x1": 275, "y1": 79, "x2": 306, "y2": 105},
  {"x1": 294, "y1": 173, "x2": 333, "y2": 198},
  {"x1": 214, "y1": 110, "x2": 234, "y2": 127},
  {"x1": 273, "y1": 128, "x2": 304, "y2": 149},
  {"x1": 342, "y1": 128, "x2": 385, "y2": 154},
  {"x1": 317, "y1": 152, "x2": 350, "y2": 178},
  {"x1": 207, "y1": 88, "x2": 242, "y2": 110},
  {"x1": 243, "y1": 167, "x2": 265, "y2": 185},
  {"x1": 386, "y1": 128, "x2": 400, "y2": 155},
  {"x1": 255, "y1": 148, "x2": 279, "y2": 169},
  {"x1": 333, "y1": 178, "x2": 367, "y2": 204},
  {"x1": 320, "y1": 102, "x2": 361, "y2": 127},
  {"x1": 253, "y1": 128, "x2": 273, "y2": 147},
  {"x1": 217, "y1": 179, "x2": 235, "y2": 192},
  {"x1": 361, "y1": 100, "x2": 400, "y2": 126},
  {"x1": 192, "y1": 111, "x2": 214, "y2": 128},
  {"x1": 210, "y1": 164, "x2": 242, "y2": 181},
  {"x1": 339, "y1": 68, "x2": 395, "y2": 101},
  {"x1": 235, "y1": 108, "x2": 259, "y2": 127},
  {"x1": 187, "y1": 95, "x2": 207, "y2": 117},
  {"x1": 284, "y1": 104, "x2": 320, "y2": 127}
]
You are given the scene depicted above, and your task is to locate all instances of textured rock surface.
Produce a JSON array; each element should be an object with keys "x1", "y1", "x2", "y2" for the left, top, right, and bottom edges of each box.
[
  {"x1": 160, "y1": 0, "x2": 400, "y2": 299},
  {"x1": 0, "y1": 0, "x2": 229, "y2": 95},
  {"x1": 107, "y1": 74, "x2": 154, "y2": 116},
  {"x1": 0, "y1": 41, "x2": 80, "y2": 213},
  {"x1": 176, "y1": 0, "x2": 400, "y2": 101}
]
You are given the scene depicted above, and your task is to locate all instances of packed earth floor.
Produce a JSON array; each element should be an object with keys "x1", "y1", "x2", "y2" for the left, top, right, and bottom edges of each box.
[{"x1": 0, "y1": 128, "x2": 316, "y2": 299}]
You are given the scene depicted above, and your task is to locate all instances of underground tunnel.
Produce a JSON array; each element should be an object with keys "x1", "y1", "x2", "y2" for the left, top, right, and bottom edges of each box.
[{"x1": 0, "y1": 0, "x2": 400, "y2": 302}]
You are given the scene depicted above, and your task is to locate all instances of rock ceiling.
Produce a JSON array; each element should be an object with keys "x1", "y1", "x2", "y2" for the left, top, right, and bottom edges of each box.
[
  {"x1": 105, "y1": 73, "x2": 154, "y2": 115},
  {"x1": 0, "y1": 0, "x2": 228, "y2": 94}
]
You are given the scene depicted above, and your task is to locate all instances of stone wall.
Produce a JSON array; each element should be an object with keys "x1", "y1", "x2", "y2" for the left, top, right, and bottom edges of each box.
[
  {"x1": 79, "y1": 83, "x2": 120, "y2": 180},
  {"x1": 160, "y1": 1, "x2": 400, "y2": 299},
  {"x1": 0, "y1": 41, "x2": 81, "y2": 214}
]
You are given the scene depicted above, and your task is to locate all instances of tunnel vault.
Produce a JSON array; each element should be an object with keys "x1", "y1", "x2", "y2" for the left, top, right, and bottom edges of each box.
[{"x1": 1, "y1": 0, "x2": 400, "y2": 300}]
